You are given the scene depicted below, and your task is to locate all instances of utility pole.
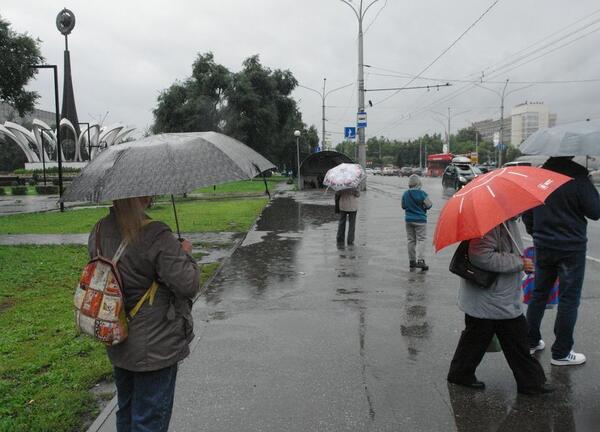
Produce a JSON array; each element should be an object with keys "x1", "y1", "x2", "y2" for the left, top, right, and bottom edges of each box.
[
  {"x1": 322, "y1": 78, "x2": 326, "y2": 150},
  {"x1": 499, "y1": 79, "x2": 509, "y2": 166},
  {"x1": 447, "y1": 107, "x2": 451, "y2": 153},
  {"x1": 475, "y1": 130, "x2": 479, "y2": 163},
  {"x1": 430, "y1": 108, "x2": 469, "y2": 155},
  {"x1": 298, "y1": 81, "x2": 353, "y2": 151},
  {"x1": 340, "y1": 0, "x2": 381, "y2": 172},
  {"x1": 475, "y1": 80, "x2": 531, "y2": 167},
  {"x1": 294, "y1": 130, "x2": 301, "y2": 190}
]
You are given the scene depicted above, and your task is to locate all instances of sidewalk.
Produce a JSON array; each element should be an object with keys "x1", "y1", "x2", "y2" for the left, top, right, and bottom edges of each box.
[{"x1": 89, "y1": 177, "x2": 600, "y2": 431}]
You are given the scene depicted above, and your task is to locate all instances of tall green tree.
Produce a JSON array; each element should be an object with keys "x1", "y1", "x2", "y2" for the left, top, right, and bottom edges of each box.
[
  {"x1": 153, "y1": 53, "x2": 308, "y2": 168},
  {"x1": 153, "y1": 53, "x2": 230, "y2": 133},
  {"x1": 224, "y1": 55, "x2": 301, "y2": 164},
  {"x1": 0, "y1": 16, "x2": 43, "y2": 116}
]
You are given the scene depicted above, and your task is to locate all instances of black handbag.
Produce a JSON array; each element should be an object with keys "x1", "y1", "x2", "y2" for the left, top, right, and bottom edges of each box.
[{"x1": 449, "y1": 240, "x2": 498, "y2": 288}]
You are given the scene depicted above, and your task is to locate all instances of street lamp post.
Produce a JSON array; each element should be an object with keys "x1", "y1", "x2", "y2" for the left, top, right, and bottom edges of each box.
[
  {"x1": 294, "y1": 130, "x2": 301, "y2": 190},
  {"x1": 475, "y1": 80, "x2": 532, "y2": 166},
  {"x1": 40, "y1": 131, "x2": 47, "y2": 185},
  {"x1": 298, "y1": 80, "x2": 353, "y2": 150},
  {"x1": 340, "y1": 0, "x2": 381, "y2": 171},
  {"x1": 30, "y1": 64, "x2": 64, "y2": 211},
  {"x1": 431, "y1": 108, "x2": 470, "y2": 154}
]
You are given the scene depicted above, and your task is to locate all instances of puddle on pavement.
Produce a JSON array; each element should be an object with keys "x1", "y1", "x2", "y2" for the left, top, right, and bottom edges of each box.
[
  {"x1": 254, "y1": 196, "x2": 338, "y2": 232},
  {"x1": 204, "y1": 196, "x2": 340, "y2": 304}
]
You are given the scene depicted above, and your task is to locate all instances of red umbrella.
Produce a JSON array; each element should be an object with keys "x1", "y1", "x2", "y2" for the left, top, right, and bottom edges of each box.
[{"x1": 433, "y1": 166, "x2": 572, "y2": 252}]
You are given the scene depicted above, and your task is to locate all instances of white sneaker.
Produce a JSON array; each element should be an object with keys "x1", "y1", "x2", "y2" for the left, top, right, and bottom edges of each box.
[
  {"x1": 529, "y1": 339, "x2": 545, "y2": 355},
  {"x1": 551, "y1": 351, "x2": 586, "y2": 366}
]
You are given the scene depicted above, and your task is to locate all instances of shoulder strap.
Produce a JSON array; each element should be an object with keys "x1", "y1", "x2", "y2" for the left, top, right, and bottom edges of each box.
[
  {"x1": 407, "y1": 189, "x2": 422, "y2": 208},
  {"x1": 95, "y1": 220, "x2": 103, "y2": 256},
  {"x1": 113, "y1": 241, "x2": 128, "y2": 263},
  {"x1": 128, "y1": 281, "x2": 159, "y2": 321}
]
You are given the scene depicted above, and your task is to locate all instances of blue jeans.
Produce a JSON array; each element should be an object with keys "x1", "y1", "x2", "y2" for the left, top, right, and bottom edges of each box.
[
  {"x1": 526, "y1": 248, "x2": 586, "y2": 359},
  {"x1": 114, "y1": 364, "x2": 178, "y2": 432},
  {"x1": 337, "y1": 211, "x2": 357, "y2": 244}
]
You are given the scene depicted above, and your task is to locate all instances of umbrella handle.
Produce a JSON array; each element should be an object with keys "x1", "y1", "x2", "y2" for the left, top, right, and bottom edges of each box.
[
  {"x1": 502, "y1": 222, "x2": 522, "y2": 256},
  {"x1": 171, "y1": 195, "x2": 182, "y2": 240}
]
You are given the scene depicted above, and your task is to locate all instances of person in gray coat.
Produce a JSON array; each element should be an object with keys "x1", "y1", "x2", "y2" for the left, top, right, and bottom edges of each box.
[
  {"x1": 447, "y1": 219, "x2": 553, "y2": 395},
  {"x1": 89, "y1": 196, "x2": 200, "y2": 432}
]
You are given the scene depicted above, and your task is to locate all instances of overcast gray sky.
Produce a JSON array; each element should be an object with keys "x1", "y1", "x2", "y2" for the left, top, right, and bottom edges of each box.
[{"x1": 4, "y1": 0, "x2": 600, "y2": 144}]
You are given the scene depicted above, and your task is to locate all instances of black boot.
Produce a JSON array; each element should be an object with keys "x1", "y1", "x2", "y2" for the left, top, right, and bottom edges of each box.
[
  {"x1": 409, "y1": 260, "x2": 417, "y2": 268},
  {"x1": 415, "y1": 259, "x2": 429, "y2": 271}
]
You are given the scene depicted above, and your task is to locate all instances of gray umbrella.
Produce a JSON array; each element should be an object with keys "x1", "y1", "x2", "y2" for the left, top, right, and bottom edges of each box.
[
  {"x1": 519, "y1": 119, "x2": 600, "y2": 156},
  {"x1": 62, "y1": 132, "x2": 275, "y2": 202}
]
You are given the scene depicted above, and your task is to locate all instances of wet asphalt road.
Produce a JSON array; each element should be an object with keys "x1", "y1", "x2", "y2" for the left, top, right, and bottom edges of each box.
[{"x1": 95, "y1": 176, "x2": 600, "y2": 432}]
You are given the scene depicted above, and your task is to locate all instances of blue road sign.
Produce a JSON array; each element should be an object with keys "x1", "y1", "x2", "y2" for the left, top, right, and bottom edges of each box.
[
  {"x1": 344, "y1": 127, "x2": 356, "y2": 139},
  {"x1": 497, "y1": 143, "x2": 507, "y2": 151},
  {"x1": 357, "y1": 111, "x2": 367, "y2": 128}
]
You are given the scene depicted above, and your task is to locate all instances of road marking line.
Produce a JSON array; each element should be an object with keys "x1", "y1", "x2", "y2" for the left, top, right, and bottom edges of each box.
[{"x1": 522, "y1": 235, "x2": 600, "y2": 264}]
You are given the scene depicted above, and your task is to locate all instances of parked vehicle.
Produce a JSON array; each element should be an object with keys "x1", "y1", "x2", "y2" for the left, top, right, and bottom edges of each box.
[
  {"x1": 503, "y1": 161, "x2": 532, "y2": 167},
  {"x1": 442, "y1": 157, "x2": 481, "y2": 190},
  {"x1": 399, "y1": 167, "x2": 413, "y2": 177},
  {"x1": 475, "y1": 164, "x2": 492, "y2": 174},
  {"x1": 411, "y1": 167, "x2": 423, "y2": 176}
]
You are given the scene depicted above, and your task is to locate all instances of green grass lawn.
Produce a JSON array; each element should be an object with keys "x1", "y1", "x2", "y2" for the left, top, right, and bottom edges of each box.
[
  {"x1": 0, "y1": 198, "x2": 267, "y2": 235},
  {"x1": 0, "y1": 245, "x2": 112, "y2": 431},
  {"x1": 193, "y1": 176, "x2": 286, "y2": 194},
  {"x1": 0, "y1": 245, "x2": 224, "y2": 431}
]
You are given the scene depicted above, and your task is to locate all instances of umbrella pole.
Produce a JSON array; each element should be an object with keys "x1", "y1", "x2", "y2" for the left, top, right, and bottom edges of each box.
[
  {"x1": 502, "y1": 222, "x2": 522, "y2": 255},
  {"x1": 252, "y1": 163, "x2": 271, "y2": 199},
  {"x1": 261, "y1": 172, "x2": 271, "y2": 199},
  {"x1": 171, "y1": 194, "x2": 182, "y2": 240}
]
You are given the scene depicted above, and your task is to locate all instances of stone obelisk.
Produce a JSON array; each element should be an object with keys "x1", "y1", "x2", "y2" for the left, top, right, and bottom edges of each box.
[{"x1": 56, "y1": 8, "x2": 80, "y2": 157}]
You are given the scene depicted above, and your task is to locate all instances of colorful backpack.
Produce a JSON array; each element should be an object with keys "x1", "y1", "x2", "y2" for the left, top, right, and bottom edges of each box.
[{"x1": 74, "y1": 222, "x2": 158, "y2": 345}]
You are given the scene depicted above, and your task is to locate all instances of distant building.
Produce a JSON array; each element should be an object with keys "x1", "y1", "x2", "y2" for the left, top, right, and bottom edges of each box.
[
  {"x1": 472, "y1": 117, "x2": 512, "y2": 143},
  {"x1": 511, "y1": 101, "x2": 557, "y2": 145},
  {"x1": 0, "y1": 102, "x2": 55, "y2": 126}
]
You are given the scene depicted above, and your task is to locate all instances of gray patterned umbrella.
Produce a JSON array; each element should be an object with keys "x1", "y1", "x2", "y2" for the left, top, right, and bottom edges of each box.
[
  {"x1": 519, "y1": 119, "x2": 600, "y2": 156},
  {"x1": 62, "y1": 132, "x2": 275, "y2": 203}
]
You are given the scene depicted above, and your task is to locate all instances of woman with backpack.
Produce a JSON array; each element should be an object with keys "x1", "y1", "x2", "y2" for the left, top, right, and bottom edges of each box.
[
  {"x1": 446, "y1": 219, "x2": 554, "y2": 395},
  {"x1": 88, "y1": 196, "x2": 200, "y2": 432}
]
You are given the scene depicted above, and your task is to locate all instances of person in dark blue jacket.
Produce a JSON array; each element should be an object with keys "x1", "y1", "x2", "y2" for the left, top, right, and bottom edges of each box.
[
  {"x1": 402, "y1": 174, "x2": 433, "y2": 270},
  {"x1": 523, "y1": 157, "x2": 600, "y2": 366}
]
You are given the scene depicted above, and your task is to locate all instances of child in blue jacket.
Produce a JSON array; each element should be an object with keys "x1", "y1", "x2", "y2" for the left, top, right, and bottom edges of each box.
[{"x1": 402, "y1": 174, "x2": 433, "y2": 270}]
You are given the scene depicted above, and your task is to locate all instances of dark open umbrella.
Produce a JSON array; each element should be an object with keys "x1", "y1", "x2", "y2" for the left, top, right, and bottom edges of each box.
[{"x1": 62, "y1": 132, "x2": 275, "y2": 236}]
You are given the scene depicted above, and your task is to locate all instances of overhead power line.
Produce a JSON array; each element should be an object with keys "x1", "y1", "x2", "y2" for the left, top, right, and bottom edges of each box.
[
  {"x1": 371, "y1": 0, "x2": 500, "y2": 106},
  {"x1": 373, "y1": 7, "x2": 600, "y2": 134},
  {"x1": 367, "y1": 70, "x2": 600, "y2": 85}
]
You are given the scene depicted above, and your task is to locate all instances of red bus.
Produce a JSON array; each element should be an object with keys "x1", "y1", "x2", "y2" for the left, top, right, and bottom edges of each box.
[{"x1": 427, "y1": 153, "x2": 454, "y2": 177}]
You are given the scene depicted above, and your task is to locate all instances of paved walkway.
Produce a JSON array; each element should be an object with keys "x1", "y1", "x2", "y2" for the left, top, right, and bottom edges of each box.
[
  {"x1": 0, "y1": 194, "x2": 63, "y2": 215},
  {"x1": 88, "y1": 176, "x2": 600, "y2": 431}
]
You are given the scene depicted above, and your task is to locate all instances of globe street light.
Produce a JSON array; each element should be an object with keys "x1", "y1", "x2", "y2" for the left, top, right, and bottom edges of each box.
[{"x1": 294, "y1": 130, "x2": 301, "y2": 190}]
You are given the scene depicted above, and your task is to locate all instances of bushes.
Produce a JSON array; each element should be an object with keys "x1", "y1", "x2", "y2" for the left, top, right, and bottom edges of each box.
[
  {"x1": 0, "y1": 187, "x2": 5, "y2": 195},
  {"x1": 11, "y1": 186, "x2": 28, "y2": 195},
  {"x1": 35, "y1": 185, "x2": 59, "y2": 195}
]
